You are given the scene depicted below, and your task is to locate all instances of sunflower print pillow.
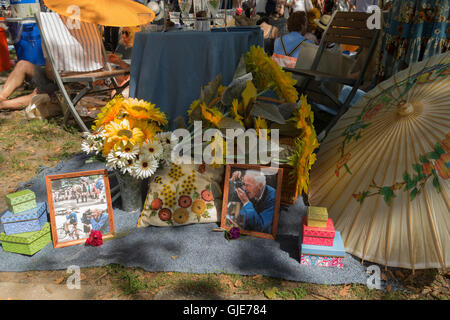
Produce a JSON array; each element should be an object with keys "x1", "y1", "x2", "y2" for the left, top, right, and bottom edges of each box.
[{"x1": 137, "y1": 163, "x2": 224, "y2": 227}]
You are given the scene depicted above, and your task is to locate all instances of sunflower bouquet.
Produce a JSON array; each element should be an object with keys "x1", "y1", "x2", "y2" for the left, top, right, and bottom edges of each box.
[
  {"x1": 81, "y1": 95, "x2": 176, "y2": 180},
  {"x1": 186, "y1": 45, "x2": 319, "y2": 196}
]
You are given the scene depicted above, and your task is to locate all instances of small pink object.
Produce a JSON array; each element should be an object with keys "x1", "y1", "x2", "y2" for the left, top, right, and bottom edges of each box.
[
  {"x1": 300, "y1": 254, "x2": 344, "y2": 268},
  {"x1": 302, "y1": 216, "x2": 335, "y2": 246},
  {"x1": 85, "y1": 230, "x2": 103, "y2": 247},
  {"x1": 235, "y1": 8, "x2": 242, "y2": 15}
]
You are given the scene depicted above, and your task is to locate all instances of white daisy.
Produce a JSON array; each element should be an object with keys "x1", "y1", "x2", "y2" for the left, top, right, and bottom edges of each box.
[
  {"x1": 132, "y1": 156, "x2": 160, "y2": 179},
  {"x1": 120, "y1": 158, "x2": 136, "y2": 175},
  {"x1": 142, "y1": 139, "x2": 163, "y2": 159},
  {"x1": 157, "y1": 131, "x2": 178, "y2": 152},
  {"x1": 91, "y1": 130, "x2": 106, "y2": 140},
  {"x1": 160, "y1": 147, "x2": 174, "y2": 166},
  {"x1": 116, "y1": 143, "x2": 140, "y2": 160},
  {"x1": 106, "y1": 151, "x2": 127, "y2": 170},
  {"x1": 81, "y1": 139, "x2": 99, "y2": 154}
]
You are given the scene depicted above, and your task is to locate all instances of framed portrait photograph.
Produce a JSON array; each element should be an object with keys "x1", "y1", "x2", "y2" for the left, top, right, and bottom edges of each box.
[
  {"x1": 221, "y1": 164, "x2": 283, "y2": 240},
  {"x1": 45, "y1": 169, "x2": 115, "y2": 248}
]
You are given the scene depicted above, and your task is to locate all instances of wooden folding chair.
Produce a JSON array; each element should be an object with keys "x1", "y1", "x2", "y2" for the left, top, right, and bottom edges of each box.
[
  {"x1": 35, "y1": 12, "x2": 130, "y2": 132},
  {"x1": 284, "y1": 11, "x2": 380, "y2": 138}
]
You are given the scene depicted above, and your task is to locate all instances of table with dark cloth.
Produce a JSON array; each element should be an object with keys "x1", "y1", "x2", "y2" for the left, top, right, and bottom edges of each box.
[{"x1": 129, "y1": 27, "x2": 263, "y2": 127}]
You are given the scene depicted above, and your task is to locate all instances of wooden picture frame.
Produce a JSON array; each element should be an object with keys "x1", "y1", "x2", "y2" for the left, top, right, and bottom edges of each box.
[
  {"x1": 220, "y1": 164, "x2": 283, "y2": 240},
  {"x1": 45, "y1": 169, "x2": 115, "y2": 248}
]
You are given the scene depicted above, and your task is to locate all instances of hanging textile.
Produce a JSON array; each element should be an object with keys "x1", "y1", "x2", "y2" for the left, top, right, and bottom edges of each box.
[{"x1": 377, "y1": 0, "x2": 449, "y2": 80}]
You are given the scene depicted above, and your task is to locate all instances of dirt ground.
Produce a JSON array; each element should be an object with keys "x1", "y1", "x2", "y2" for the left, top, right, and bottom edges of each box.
[{"x1": 0, "y1": 75, "x2": 449, "y2": 301}]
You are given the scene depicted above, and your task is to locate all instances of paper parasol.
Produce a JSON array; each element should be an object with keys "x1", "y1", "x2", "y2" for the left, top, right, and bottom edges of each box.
[{"x1": 308, "y1": 51, "x2": 450, "y2": 271}]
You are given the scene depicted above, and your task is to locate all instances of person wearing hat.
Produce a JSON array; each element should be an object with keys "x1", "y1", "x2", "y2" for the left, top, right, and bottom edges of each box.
[{"x1": 312, "y1": 13, "x2": 332, "y2": 43}]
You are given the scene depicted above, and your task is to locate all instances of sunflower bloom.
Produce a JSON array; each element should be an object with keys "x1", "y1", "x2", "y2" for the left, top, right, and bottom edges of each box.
[
  {"x1": 245, "y1": 46, "x2": 298, "y2": 103},
  {"x1": 200, "y1": 103, "x2": 224, "y2": 127},
  {"x1": 93, "y1": 95, "x2": 125, "y2": 130},
  {"x1": 231, "y1": 99, "x2": 244, "y2": 126},
  {"x1": 254, "y1": 116, "x2": 270, "y2": 137},
  {"x1": 123, "y1": 98, "x2": 167, "y2": 125},
  {"x1": 103, "y1": 118, "x2": 145, "y2": 154}
]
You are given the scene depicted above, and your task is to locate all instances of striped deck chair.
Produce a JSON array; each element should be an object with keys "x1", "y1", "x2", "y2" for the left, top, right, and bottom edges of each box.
[{"x1": 35, "y1": 12, "x2": 130, "y2": 132}]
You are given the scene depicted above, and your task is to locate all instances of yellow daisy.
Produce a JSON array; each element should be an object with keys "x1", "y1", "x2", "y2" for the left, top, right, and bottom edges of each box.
[
  {"x1": 103, "y1": 118, "x2": 145, "y2": 154},
  {"x1": 123, "y1": 98, "x2": 167, "y2": 125},
  {"x1": 200, "y1": 103, "x2": 224, "y2": 127}
]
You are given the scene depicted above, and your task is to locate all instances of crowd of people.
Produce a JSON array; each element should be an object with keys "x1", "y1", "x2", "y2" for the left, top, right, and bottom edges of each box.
[
  {"x1": 1, "y1": 0, "x2": 447, "y2": 114},
  {"x1": 234, "y1": 0, "x2": 381, "y2": 60}
]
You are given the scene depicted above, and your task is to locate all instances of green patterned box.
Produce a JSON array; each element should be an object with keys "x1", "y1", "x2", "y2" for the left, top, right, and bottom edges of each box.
[
  {"x1": 0, "y1": 223, "x2": 51, "y2": 256},
  {"x1": 5, "y1": 189, "x2": 37, "y2": 214}
]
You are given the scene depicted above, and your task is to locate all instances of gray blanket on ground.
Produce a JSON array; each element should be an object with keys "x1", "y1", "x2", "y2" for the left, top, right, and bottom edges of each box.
[{"x1": 0, "y1": 153, "x2": 369, "y2": 285}]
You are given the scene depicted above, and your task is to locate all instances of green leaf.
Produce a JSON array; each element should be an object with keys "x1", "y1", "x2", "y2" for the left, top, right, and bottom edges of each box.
[
  {"x1": 221, "y1": 73, "x2": 253, "y2": 106},
  {"x1": 412, "y1": 164, "x2": 423, "y2": 175},
  {"x1": 412, "y1": 174, "x2": 421, "y2": 184},
  {"x1": 206, "y1": 203, "x2": 214, "y2": 209},
  {"x1": 405, "y1": 181, "x2": 416, "y2": 190},
  {"x1": 344, "y1": 164, "x2": 352, "y2": 175},
  {"x1": 410, "y1": 188, "x2": 418, "y2": 201},
  {"x1": 419, "y1": 155, "x2": 429, "y2": 164},
  {"x1": 189, "y1": 101, "x2": 203, "y2": 121},
  {"x1": 206, "y1": 184, "x2": 212, "y2": 191},
  {"x1": 233, "y1": 55, "x2": 247, "y2": 80},
  {"x1": 359, "y1": 191, "x2": 370, "y2": 204},
  {"x1": 151, "y1": 210, "x2": 157, "y2": 217},
  {"x1": 278, "y1": 103, "x2": 298, "y2": 120},
  {"x1": 217, "y1": 117, "x2": 245, "y2": 130},
  {"x1": 200, "y1": 74, "x2": 222, "y2": 106},
  {"x1": 193, "y1": 191, "x2": 199, "y2": 200},
  {"x1": 432, "y1": 176, "x2": 441, "y2": 193},
  {"x1": 250, "y1": 102, "x2": 286, "y2": 124},
  {"x1": 428, "y1": 151, "x2": 441, "y2": 160},
  {"x1": 434, "y1": 143, "x2": 445, "y2": 156},
  {"x1": 403, "y1": 171, "x2": 411, "y2": 184},
  {"x1": 380, "y1": 187, "x2": 395, "y2": 206},
  {"x1": 153, "y1": 192, "x2": 159, "y2": 199}
]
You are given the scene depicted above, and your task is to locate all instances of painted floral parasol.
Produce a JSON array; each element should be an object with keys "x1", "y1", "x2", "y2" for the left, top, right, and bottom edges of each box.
[{"x1": 308, "y1": 51, "x2": 450, "y2": 271}]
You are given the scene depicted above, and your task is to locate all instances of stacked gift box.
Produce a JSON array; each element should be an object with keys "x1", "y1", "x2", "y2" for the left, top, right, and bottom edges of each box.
[
  {"x1": 298, "y1": 206, "x2": 346, "y2": 268},
  {"x1": 0, "y1": 189, "x2": 51, "y2": 255}
]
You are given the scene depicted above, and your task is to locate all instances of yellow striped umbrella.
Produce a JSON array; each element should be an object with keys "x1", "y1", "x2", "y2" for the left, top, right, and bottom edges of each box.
[
  {"x1": 309, "y1": 51, "x2": 450, "y2": 271},
  {"x1": 43, "y1": 0, "x2": 155, "y2": 27}
]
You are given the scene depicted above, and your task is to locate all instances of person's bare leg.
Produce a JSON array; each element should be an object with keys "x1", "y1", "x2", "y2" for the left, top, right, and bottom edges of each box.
[
  {"x1": 0, "y1": 60, "x2": 35, "y2": 101},
  {"x1": 0, "y1": 88, "x2": 37, "y2": 110}
]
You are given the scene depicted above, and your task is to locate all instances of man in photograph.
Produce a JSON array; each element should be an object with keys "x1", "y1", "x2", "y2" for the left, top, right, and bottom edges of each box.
[
  {"x1": 230, "y1": 170, "x2": 276, "y2": 234},
  {"x1": 64, "y1": 208, "x2": 80, "y2": 240},
  {"x1": 89, "y1": 209, "x2": 109, "y2": 233}
]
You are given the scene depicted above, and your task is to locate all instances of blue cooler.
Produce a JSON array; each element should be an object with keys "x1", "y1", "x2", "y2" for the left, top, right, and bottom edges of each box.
[
  {"x1": 9, "y1": 0, "x2": 45, "y2": 65},
  {"x1": 13, "y1": 22, "x2": 45, "y2": 65}
]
